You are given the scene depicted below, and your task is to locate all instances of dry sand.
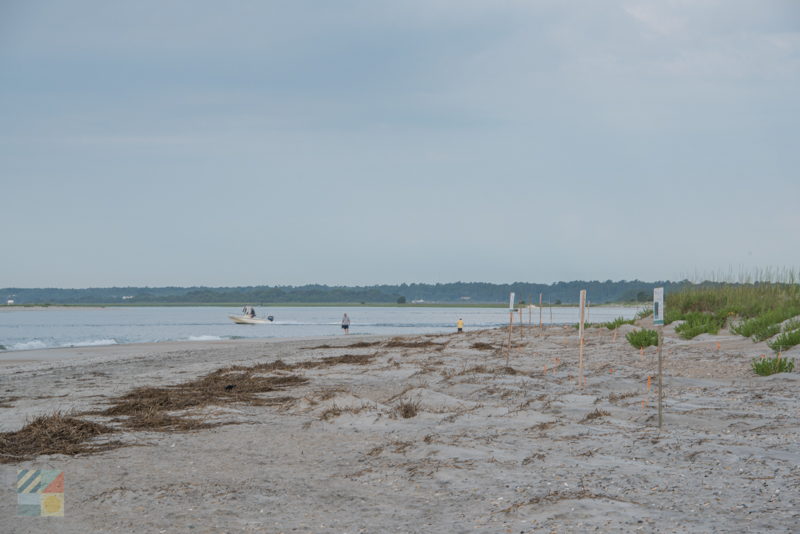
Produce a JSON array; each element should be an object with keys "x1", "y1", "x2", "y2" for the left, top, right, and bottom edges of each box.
[{"x1": 1, "y1": 324, "x2": 798, "y2": 533}]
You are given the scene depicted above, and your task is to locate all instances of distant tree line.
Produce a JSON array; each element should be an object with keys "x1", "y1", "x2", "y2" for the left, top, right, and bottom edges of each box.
[{"x1": 2, "y1": 280, "x2": 693, "y2": 305}]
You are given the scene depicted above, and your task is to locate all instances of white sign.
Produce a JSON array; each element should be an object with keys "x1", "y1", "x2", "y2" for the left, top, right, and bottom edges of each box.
[
  {"x1": 509, "y1": 292, "x2": 515, "y2": 310},
  {"x1": 653, "y1": 287, "x2": 664, "y2": 326}
]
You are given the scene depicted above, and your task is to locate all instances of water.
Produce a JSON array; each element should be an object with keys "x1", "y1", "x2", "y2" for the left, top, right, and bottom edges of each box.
[{"x1": 0, "y1": 305, "x2": 639, "y2": 353}]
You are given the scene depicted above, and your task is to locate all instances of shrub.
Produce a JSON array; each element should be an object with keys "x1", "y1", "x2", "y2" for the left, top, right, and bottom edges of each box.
[
  {"x1": 751, "y1": 355, "x2": 795, "y2": 376},
  {"x1": 767, "y1": 329, "x2": 800, "y2": 353},
  {"x1": 732, "y1": 309, "x2": 800, "y2": 342},
  {"x1": 674, "y1": 311, "x2": 724, "y2": 339},
  {"x1": 603, "y1": 316, "x2": 635, "y2": 330},
  {"x1": 395, "y1": 400, "x2": 420, "y2": 418},
  {"x1": 626, "y1": 329, "x2": 659, "y2": 349}
]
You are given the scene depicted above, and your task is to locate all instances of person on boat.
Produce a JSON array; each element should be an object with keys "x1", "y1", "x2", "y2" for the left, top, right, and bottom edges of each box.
[
  {"x1": 341, "y1": 313, "x2": 350, "y2": 334},
  {"x1": 248, "y1": 306, "x2": 256, "y2": 318}
]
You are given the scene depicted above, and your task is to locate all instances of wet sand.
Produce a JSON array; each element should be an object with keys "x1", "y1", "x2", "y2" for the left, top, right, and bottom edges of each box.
[{"x1": 1, "y1": 323, "x2": 798, "y2": 532}]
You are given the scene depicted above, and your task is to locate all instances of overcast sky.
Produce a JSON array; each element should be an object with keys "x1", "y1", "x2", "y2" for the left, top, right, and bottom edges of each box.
[{"x1": 1, "y1": 1, "x2": 798, "y2": 288}]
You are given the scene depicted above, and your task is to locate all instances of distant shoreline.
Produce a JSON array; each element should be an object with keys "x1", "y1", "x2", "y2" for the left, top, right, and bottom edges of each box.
[{"x1": 1, "y1": 302, "x2": 643, "y2": 310}]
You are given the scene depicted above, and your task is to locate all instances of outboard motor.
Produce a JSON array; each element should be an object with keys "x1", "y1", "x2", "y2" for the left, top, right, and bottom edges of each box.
[{"x1": 267, "y1": 315, "x2": 274, "y2": 322}]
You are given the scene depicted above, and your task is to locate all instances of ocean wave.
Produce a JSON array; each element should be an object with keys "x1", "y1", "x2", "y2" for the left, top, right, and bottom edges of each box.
[
  {"x1": 10, "y1": 340, "x2": 48, "y2": 351},
  {"x1": 63, "y1": 339, "x2": 119, "y2": 348},
  {"x1": 187, "y1": 335, "x2": 224, "y2": 341}
]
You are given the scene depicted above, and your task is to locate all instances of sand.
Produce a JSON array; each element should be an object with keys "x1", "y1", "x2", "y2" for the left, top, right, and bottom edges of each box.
[{"x1": 1, "y1": 324, "x2": 798, "y2": 533}]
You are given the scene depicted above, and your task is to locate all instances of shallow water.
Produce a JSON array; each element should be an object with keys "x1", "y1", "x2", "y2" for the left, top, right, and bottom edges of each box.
[{"x1": 0, "y1": 305, "x2": 639, "y2": 352}]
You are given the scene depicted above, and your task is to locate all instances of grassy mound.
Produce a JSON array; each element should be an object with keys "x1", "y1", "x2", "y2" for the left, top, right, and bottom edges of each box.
[
  {"x1": 626, "y1": 329, "x2": 659, "y2": 349},
  {"x1": 664, "y1": 273, "x2": 800, "y2": 348}
]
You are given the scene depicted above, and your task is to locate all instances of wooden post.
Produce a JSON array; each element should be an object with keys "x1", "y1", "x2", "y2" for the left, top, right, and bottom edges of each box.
[
  {"x1": 653, "y1": 287, "x2": 665, "y2": 430},
  {"x1": 506, "y1": 310, "x2": 513, "y2": 366},
  {"x1": 658, "y1": 326, "x2": 664, "y2": 429},
  {"x1": 539, "y1": 293, "x2": 543, "y2": 329},
  {"x1": 578, "y1": 290, "x2": 586, "y2": 388}
]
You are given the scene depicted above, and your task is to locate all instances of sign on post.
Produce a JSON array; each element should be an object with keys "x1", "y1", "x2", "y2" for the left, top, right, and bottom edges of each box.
[
  {"x1": 653, "y1": 287, "x2": 664, "y2": 326},
  {"x1": 509, "y1": 292, "x2": 515, "y2": 311},
  {"x1": 653, "y1": 287, "x2": 665, "y2": 429}
]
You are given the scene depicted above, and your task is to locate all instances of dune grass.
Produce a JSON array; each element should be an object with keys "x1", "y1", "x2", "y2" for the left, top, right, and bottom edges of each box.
[
  {"x1": 751, "y1": 355, "x2": 795, "y2": 376},
  {"x1": 768, "y1": 328, "x2": 800, "y2": 353},
  {"x1": 603, "y1": 316, "x2": 635, "y2": 330},
  {"x1": 664, "y1": 269, "x2": 800, "y2": 347},
  {"x1": 626, "y1": 329, "x2": 659, "y2": 349}
]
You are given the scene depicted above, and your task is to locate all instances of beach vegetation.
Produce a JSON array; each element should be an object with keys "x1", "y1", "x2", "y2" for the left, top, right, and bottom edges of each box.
[
  {"x1": 767, "y1": 328, "x2": 800, "y2": 353},
  {"x1": 674, "y1": 312, "x2": 724, "y2": 339},
  {"x1": 625, "y1": 329, "x2": 659, "y2": 349},
  {"x1": 602, "y1": 316, "x2": 635, "y2": 330},
  {"x1": 395, "y1": 400, "x2": 420, "y2": 418},
  {"x1": 581, "y1": 408, "x2": 610, "y2": 422},
  {"x1": 751, "y1": 355, "x2": 795, "y2": 376},
  {"x1": 663, "y1": 269, "x2": 800, "y2": 342}
]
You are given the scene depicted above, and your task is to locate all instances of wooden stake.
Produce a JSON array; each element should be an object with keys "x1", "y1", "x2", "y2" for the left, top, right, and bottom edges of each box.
[
  {"x1": 539, "y1": 293, "x2": 543, "y2": 329},
  {"x1": 658, "y1": 326, "x2": 664, "y2": 430},
  {"x1": 528, "y1": 296, "x2": 532, "y2": 326},
  {"x1": 519, "y1": 307, "x2": 523, "y2": 338},
  {"x1": 578, "y1": 289, "x2": 586, "y2": 388},
  {"x1": 506, "y1": 311, "x2": 513, "y2": 367}
]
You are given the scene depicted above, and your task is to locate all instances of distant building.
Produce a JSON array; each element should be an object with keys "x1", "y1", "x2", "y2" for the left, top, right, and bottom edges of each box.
[
  {"x1": 121, "y1": 296, "x2": 134, "y2": 300},
  {"x1": 459, "y1": 296, "x2": 471, "y2": 301},
  {"x1": 6, "y1": 299, "x2": 14, "y2": 305},
  {"x1": 411, "y1": 299, "x2": 425, "y2": 304}
]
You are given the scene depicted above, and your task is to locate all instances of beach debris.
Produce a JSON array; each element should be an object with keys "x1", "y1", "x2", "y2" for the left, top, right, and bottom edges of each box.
[{"x1": 0, "y1": 412, "x2": 122, "y2": 463}]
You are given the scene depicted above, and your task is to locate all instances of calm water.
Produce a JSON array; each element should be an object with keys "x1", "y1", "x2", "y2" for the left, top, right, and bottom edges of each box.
[{"x1": 0, "y1": 305, "x2": 639, "y2": 353}]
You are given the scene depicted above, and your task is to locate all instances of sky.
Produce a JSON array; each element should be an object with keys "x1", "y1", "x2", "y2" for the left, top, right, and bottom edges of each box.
[{"x1": 1, "y1": 0, "x2": 799, "y2": 288}]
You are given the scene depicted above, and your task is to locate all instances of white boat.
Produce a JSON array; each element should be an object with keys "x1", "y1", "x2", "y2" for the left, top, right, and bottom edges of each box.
[{"x1": 228, "y1": 315, "x2": 271, "y2": 325}]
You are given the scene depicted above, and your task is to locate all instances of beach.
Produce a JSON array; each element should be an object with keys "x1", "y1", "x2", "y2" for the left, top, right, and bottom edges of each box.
[{"x1": 1, "y1": 323, "x2": 798, "y2": 533}]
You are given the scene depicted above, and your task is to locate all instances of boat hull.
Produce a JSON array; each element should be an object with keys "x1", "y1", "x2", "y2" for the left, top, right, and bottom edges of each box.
[{"x1": 228, "y1": 315, "x2": 269, "y2": 325}]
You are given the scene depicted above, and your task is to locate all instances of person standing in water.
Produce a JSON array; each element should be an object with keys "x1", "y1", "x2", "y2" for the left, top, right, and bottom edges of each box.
[
  {"x1": 341, "y1": 313, "x2": 351, "y2": 334},
  {"x1": 457, "y1": 318, "x2": 464, "y2": 333}
]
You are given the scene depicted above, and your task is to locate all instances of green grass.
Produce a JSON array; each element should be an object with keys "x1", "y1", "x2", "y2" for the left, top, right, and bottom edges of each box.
[
  {"x1": 731, "y1": 309, "x2": 800, "y2": 341},
  {"x1": 767, "y1": 329, "x2": 800, "y2": 353},
  {"x1": 664, "y1": 270, "x2": 800, "y2": 344},
  {"x1": 751, "y1": 355, "x2": 795, "y2": 376},
  {"x1": 626, "y1": 329, "x2": 659, "y2": 349},
  {"x1": 603, "y1": 316, "x2": 635, "y2": 330},
  {"x1": 674, "y1": 311, "x2": 725, "y2": 339}
]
